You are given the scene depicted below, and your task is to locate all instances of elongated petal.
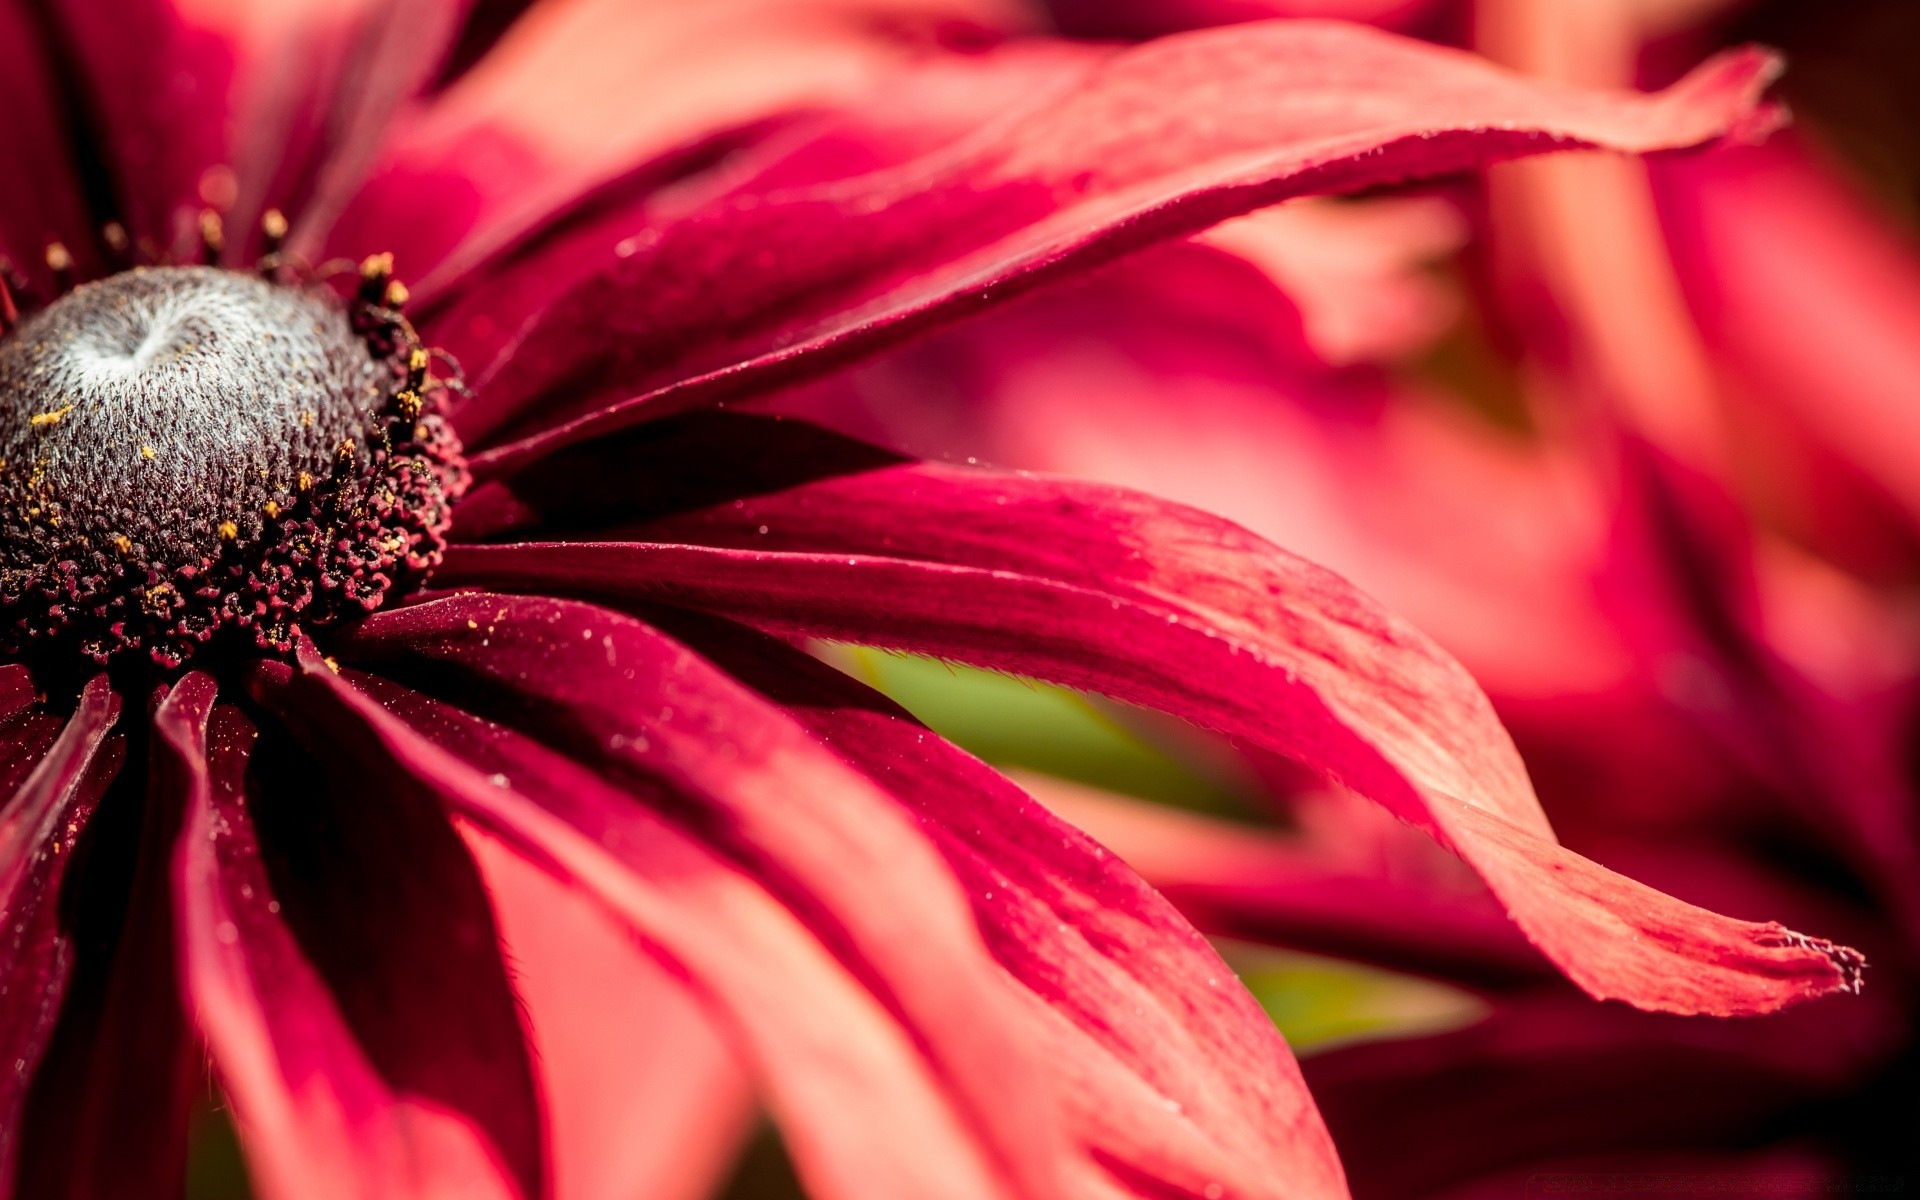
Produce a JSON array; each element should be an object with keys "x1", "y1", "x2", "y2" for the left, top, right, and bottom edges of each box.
[
  {"x1": 12, "y1": 679, "x2": 195, "y2": 1200},
  {"x1": 261, "y1": 649, "x2": 1063, "y2": 1200},
  {"x1": 461, "y1": 825, "x2": 756, "y2": 1200},
  {"x1": 16, "y1": 0, "x2": 234, "y2": 247},
  {"x1": 1301, "y1": 987, "x2": 1896, "y2": 1200},
  {"x1": 0, "y1": 2, "x2": 99, "y2": 281},
  {"x1": 1025, "y1": 774, "x2": 1544, "y2": 986},
  {"x1": 440, "y1": 443, "x2": 1862, "y2": 1015},
  {"x1": 0, "y1": 676, "x2": 122, "y2": 1184},
  {"x1": 657, "y1": 612, "x2": 1348, "y2": 1197},
  {"x1": 274, "y1": 0, "x2": 483, "y2": 262},
  {"x1": 170, "y1": 679, "x2": 543, "y2": 1200},
  {"x1": 1656, "y1": 139, "x2": 1920, "y2": 541},
  {"x1": 307, "y1": 601, "x2": 1353, "y2": 1199},
  {"x1": 458, "y1": 23, "x2": 1779, "y2": 465},
  {"x1": 336, "y1": 0, "x2": 1031, "y2": 291}
]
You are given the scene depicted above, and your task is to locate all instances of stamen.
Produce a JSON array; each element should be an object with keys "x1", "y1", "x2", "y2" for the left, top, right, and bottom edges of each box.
[
  {"x1": 198, "y1": 209, "x2": 225, "y2": 265},
  {"x1": 44, "y1": 243, "x2": 72, "y2": 293},
  {"x1": 102, "y1": 222, "x2": 130, "y2": 268},
  {"x1": 260, "y1": 208, "x2": 288, "y2": 268}
]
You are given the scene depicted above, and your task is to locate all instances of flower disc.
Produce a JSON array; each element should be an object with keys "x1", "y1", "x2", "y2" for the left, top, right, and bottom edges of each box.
[{"x1": 0, "y1": 265, "x2": 466, "y2": 667}]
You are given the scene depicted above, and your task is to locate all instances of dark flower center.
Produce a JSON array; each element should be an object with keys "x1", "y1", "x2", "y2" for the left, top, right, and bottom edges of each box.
[{"x1": 0, "y1": 265, "x2": 467, "y2": 668}]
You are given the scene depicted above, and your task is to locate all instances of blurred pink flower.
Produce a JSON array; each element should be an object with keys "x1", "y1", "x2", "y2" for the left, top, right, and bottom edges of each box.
[{"x1": 0, "y1": 2, "x2": 1868, "y2": 1198}]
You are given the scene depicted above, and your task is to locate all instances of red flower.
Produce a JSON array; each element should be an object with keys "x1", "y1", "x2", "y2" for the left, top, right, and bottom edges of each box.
[{"x1": 0, "y1": 4, "x2": 1861, "y2": 1198}]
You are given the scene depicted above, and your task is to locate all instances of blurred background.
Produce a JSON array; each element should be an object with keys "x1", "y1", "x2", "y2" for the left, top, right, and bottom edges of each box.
[{"x1": 185, "y1": 0, "x2": 1920, "y2": 1195}]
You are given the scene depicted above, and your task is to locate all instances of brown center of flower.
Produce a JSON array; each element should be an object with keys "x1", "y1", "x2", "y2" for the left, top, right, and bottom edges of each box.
[{"x1": 0, "y1": 264, "x2": 467, "y2": 668}]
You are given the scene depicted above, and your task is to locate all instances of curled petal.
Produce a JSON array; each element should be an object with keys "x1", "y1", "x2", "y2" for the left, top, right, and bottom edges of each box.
[{"x1": 441, "y1": 437, "x2": 1863, "y2": 1015}]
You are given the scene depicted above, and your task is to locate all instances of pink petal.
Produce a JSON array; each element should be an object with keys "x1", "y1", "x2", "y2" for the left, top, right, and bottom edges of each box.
[
  {"x1": 457, "y1": 24, "x2": 1780, "y2": 467},
  {"x1": 439, "y1": 450, "x2": 1863, "y2": 1016},
  {"x1": 1025, "y1": 774, "x2": 1543, "y2": 986},
  {"x1": 1655, "y1": 138, "x2": 1920, "y2": 544},
  {"x1": 302, "y1": 602, "x2": 1350, "y2": 1199},
  {"x1": 168, "y1": 674, "x2": 544, "y2": 1200},
  {"x1": 461, "y1": 823, "x2": 756, "y2": 1200},
  {"x1": 332, "y1": 0, "x2": 1033, "y2": 290},
  {"x1": 0, "y1": 676, "x2": 123, "y2": 1184},
  {"x1": 1047, "y1": 0, "x2": 1443, "y2": 38}
]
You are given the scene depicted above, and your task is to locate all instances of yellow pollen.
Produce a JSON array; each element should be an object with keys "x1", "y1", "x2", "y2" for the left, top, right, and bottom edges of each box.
[
  {"x1": 29, "y1": 404, "x2": 75, "y2": 428},
  {"x1": 300, "y1": 410, "x2": 315, "y2": 427},
  {"x1": 359, "y1": 252, "x2": 393, "y2": 281},
  {"x1": 262, "y1": 208, "x2": 288, "y2": 240},
  {"x1": 409, "y1": 347, "x2": 430, "y2": 373},
  {"x1": 264, "y1": 500, "x2": 281, "y2": 519},
  {"x1": 323, "y1": 656, "x2": 341, "y2": 675},
  {"x1": 111, "y1": 535, "x2": 131, "y2": 555},
  {"x1": 297, "y1": 471, "x2": 313, "y2": 491},
  {"x1": 198, "y1": 209, "x2": 225, "y2": 254},
  {"x1": 384, "y1": 280, "x2": 410, "y2": 308},
  {"x1": 140, "y1": 445, "x2": 156, "y2": 460},
  {"x1": 219, "y1": 520, "x2": 239, "y2": 541}
]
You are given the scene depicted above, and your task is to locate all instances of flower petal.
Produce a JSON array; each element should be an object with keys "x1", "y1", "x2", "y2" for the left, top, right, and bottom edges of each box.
[
  {"x1": 11, "y1": 677, "x2": 195, "y2": 1199},
  {"x1": 332, "y1": 0, "x2": 1032, "y2": 291},
  {"x1": 461, "y1": 823, "x2": 756, "y2": 1200},
  {"x1": 272, "y1": 0, "x2": 491, "y2": 264},
  {"x1": 169, "y1": 674, "x2": 544, "y2": 1200},
  {"x1": 305, "y1": 599, "x2": 1352, "y2": 1199},
  {"x1": 654, "y1": 611, "x2": 1349, "y2": 1198},
  {"x1": 1024, "y1": 774, "x2": 1544, "y2": 987},
  {"x1": 456, "y1": 23, "x2": 1780, "y2": 465},
  {"x1": 17, "y1": 0, "x2": 233, "y2": 248},
  {"x1": 439, "y1": 435, "x2": 1863, "y2": 1016},
  {"x1": 261, "y1": 643, "x2": 1066, "y2": 1200},
  {"x1": 0, "y1": 4, "x2": 99, "y2": 281},
  {"x1": 0, "y1": 676, "x2": 123, "y2": 1184}
]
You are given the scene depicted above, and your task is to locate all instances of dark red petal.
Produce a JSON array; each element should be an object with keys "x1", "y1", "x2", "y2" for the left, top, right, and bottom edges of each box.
[
  {"x1": 462, "y1": 824, "x2": 755, "y2": 1200},
  {"x1": 436, "y1": 454, "x2": 1863, "y2": 1016},
  {"x1": 0, "y1": 676, "x2": 122, "y2": 1184},
  {"x1": 456, "y1": 25, "x2": 1779, "y2": 465},
  {"x1": 275, "y1": 0, "x2": 487, "y2": 264},
  {"x1": 1302, "y1": 987, "x2": 1897, "y2": 1200},
  {"x1": 657, "y1": 614, "x2": 1352, "y2": 1197},
  {"x1": 260, "y1": 648, "x2": 1066, "y2": 1200},
  {"x1": 173, "y1": 677, "x2": 543, "y2": 1200},
  {"x1": 22, "y1": 0, "x2": 236, "y2": 249},
  {"x1": 0, "y1": 5, "x2": 98, "y2": 281},
  {"x1": 304, "y1": 603, "x2": 1352, "y2": 1200},
  {"x1": 12, "y1": 678, "x2": 195, "y2": 1200}
]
